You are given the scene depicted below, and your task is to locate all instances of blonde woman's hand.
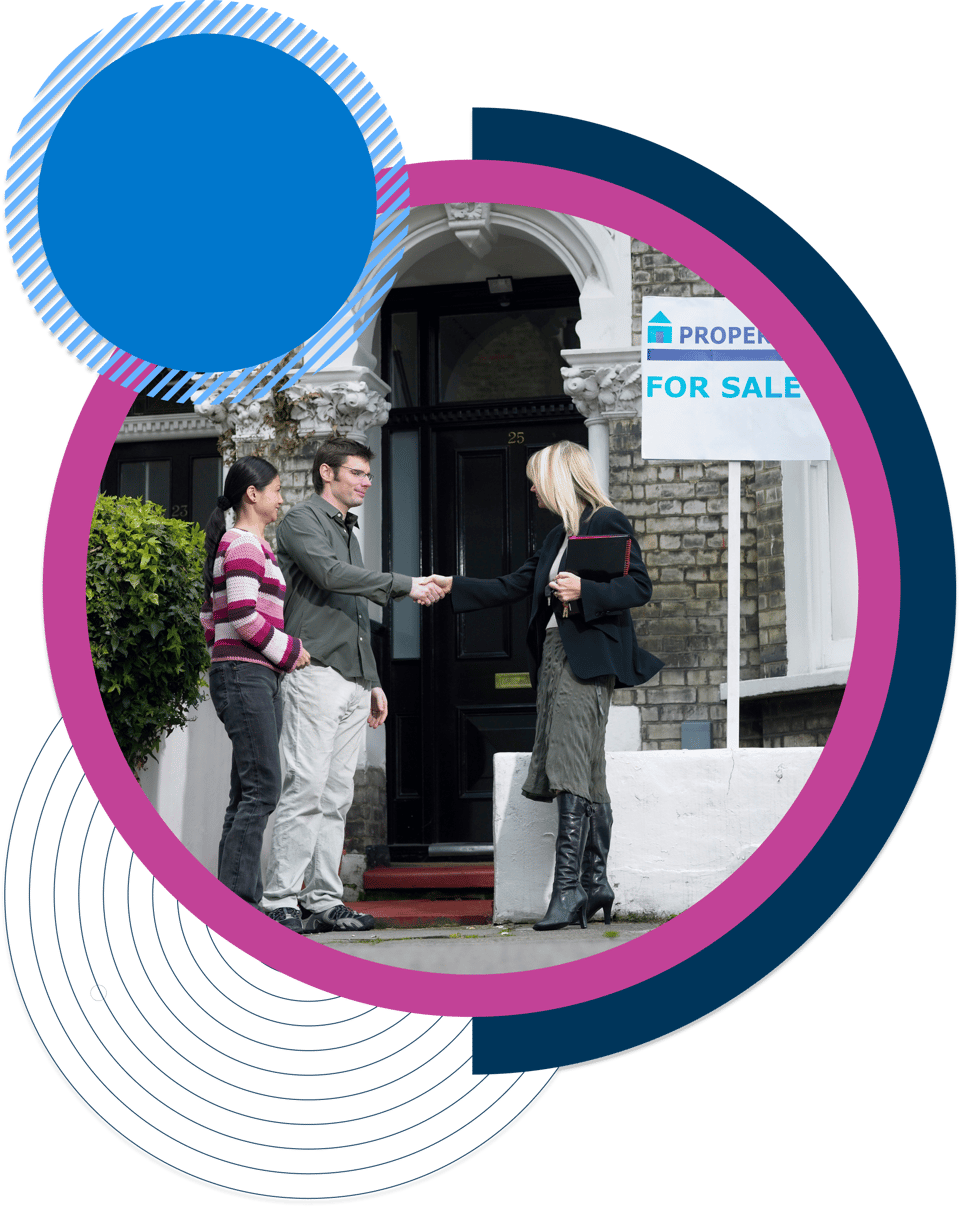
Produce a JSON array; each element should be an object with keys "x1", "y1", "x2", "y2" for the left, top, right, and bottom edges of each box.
[
  {"x1": 410, "y1": 577, "x2": 443, "y2": 605},
  {"x1": 427, "y1": 574, "x2": 453, "y2": 596},
  {"x1": 549, "y1": 572, "x2": 581, "y2": 603}
]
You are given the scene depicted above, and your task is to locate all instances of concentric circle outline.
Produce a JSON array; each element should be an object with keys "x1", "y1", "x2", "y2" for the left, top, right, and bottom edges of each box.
[
  {"x1": 96, "y1": 844, "x2": 480, "y2": 1124},
  {"x1": 118, "y1": 883, "x2": 478, "y2": 1115},
  {"x1": 131, "y1": 873, "x2": 458, "y2": 1081},
  {"x1": 118, "y1": 873, "x2": 475, "y2": 1105},
  {"x1": 6, "y1": 725, "x2": 559, "y2": 1195},
  {"x1": 148, "y1": 893, "x2": 410, "y2": 1052},
  {"x1": 197, "y1": 928, "x2": 355, "y2": 1007},
  {"x1": 73, "y1": 791, "x2": 519, "y2": 1149},
  {"x1": 170, "y1": 898, "x2": 381, "y2": 1028}
]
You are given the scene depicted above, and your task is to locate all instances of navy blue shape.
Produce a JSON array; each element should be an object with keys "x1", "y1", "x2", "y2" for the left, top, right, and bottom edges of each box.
[{"x1": 470, "y1": 108, "x2": 955, "y2": 1074}]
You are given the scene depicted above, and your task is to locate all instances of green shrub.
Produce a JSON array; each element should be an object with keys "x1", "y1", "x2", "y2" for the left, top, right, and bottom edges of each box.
[{"x1": 86, "y1": 493, "x2": 209, "y2": 776}]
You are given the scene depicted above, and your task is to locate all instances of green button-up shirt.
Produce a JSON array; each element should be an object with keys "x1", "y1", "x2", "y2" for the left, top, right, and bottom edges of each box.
[{"x1": 276, "y1": 494, "x2": 413, "y2": 687}]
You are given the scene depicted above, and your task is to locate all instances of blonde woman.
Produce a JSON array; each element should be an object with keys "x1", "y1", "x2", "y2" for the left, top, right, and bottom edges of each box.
[{"x1": 432, "y1": 441, "x2": 662, "y2": 931}]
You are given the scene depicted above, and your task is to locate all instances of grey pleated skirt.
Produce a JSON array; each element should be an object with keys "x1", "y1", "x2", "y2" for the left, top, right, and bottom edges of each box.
[{"x1": 521, "y1": 629, "x2": 616, "y2": 803}]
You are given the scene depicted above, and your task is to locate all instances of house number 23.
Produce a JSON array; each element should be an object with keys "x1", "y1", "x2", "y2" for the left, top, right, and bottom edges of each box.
[{"x1": 507, "y1": 431, "x2": 525, "y2": 444}]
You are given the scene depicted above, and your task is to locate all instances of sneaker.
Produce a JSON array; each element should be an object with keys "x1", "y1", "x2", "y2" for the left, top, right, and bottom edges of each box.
[
  {"x1": 264, "y1": 907, "x2": 303, "y2": 933},
  {"x1": 301, "y1": 903, "x2": 375, "y2": 934}
]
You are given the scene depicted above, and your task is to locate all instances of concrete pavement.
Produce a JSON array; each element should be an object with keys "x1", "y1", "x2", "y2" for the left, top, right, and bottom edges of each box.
[{"x1": 304, "y1": 919, "x2": 664, "y2": 973}]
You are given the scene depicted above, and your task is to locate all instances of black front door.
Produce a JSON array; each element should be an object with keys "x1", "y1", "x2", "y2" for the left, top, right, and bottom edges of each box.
[
  {"x1": 428, "y1": 419, "x2": 587, "y2": 842},
  {"x1": 381, "y1": 276, "x2": 587, "y2": 846}
]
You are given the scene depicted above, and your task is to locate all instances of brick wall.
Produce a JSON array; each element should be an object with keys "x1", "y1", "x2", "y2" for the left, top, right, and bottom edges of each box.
[
  {"x1": 755, "y1": 460, "x2": 787, "y2": 679},
  {"x1": 345, "y1": 767, "x2": 387, "y2": 849},
  {"x1": 630, "y1": 242, "x2": 720, "y2": 326},
  {"x1": 610, "y1": 433, "x2": 758, "y2": 749},
  {"x1": 741, "y1": 688, "x2": 845, "y2": 748}
]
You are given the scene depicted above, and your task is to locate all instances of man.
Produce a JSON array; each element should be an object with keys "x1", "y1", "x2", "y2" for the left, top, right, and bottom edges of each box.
[{"x1": 260, "y1": 437, "x2": 442, "y2": 933}]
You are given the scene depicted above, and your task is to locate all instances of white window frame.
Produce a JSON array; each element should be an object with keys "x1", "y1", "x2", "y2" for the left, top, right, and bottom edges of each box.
[{"x1": 782, "y1": 453, "x2": 858, "y2": 677}]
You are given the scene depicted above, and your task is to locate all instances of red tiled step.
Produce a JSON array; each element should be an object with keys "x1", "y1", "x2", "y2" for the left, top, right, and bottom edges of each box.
[
  {"x1": 363, "y1": 863, "x2": 494, "y2": 892},
  {"x1": 359, "y1": 898, "x2": 494, "y2": 928}
]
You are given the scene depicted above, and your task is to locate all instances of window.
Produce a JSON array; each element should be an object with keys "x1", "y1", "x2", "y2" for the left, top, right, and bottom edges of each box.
[
  {"x1": 782, "y1": 454, "x2": 858, "y2": 676},
  {"x1": 439, "y1": 306, "x2": 580, "y2": 402},
  {"x1": 101, "y1": 440, "x2": 221, "y2": 524}
]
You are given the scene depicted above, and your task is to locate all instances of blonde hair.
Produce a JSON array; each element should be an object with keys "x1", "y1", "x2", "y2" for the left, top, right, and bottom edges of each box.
[{"x1": 526, "y1": 441, "x2": 611, "y2": 535}]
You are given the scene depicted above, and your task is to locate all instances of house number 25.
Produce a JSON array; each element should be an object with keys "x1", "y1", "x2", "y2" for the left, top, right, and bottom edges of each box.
[{"x1": 507, "y1": 430, "x2": 525, "y2": 444}]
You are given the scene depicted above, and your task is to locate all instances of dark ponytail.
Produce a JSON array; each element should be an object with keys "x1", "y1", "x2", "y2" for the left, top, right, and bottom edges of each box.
[{"x1": 203, "y1": 456, "x2": 279, "y2": 599}]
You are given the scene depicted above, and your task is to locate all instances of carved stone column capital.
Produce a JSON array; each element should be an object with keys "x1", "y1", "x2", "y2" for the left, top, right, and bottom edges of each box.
[
  {"x1": 560, "y1": 349, "x2": 643, "y2": 424},
  {"x1": 444, "y1": 201, "x2": 498, "y2": 259},
  {"x1": 286, "y1": 367, "x2": 391, "y2": 443},
  {"x1": 194, "y1": 386, "x2": 275, "y2": 449},
  {"x1": 281, "y1": 388, "x2": 338, "y2": 439}
]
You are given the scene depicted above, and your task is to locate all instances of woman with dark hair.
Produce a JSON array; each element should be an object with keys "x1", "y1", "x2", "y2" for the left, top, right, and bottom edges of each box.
[
  {"x1": 200, "y1": 456, "x2": 310, "y2": 911},
  {"x1": 432, "y1": 441, "x2": 662, "y2": 931}
]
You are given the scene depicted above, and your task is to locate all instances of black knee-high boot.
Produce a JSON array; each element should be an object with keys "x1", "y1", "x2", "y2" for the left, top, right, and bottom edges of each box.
[
  {"x1": 582, "y1": 801, "x2": 615, "y2": 924},
  {"x1": 533, "y1": 792, "x2": 589, "y2": 931}
]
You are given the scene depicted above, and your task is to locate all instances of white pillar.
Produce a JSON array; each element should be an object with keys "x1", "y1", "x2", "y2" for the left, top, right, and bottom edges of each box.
[{"x1": 584, "y1": 415, "x2": 610, "y2": 492}]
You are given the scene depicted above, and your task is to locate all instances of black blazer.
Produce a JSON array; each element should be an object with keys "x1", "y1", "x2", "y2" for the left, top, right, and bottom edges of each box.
[{"x1": 451, "y1": 505, "x2": 664, "y2": 690}]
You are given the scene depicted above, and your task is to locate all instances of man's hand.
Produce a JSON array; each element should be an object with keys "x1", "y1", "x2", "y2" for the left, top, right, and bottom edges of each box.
[
  {"x1": 368, "y1": 687, "x2": 388, "y2": 729},
  {"x1": 549, "y1": 571, "x2": 582, "y2": 603},
  {"x1": 294, "y1": 646, "x2": 311, "y2": 669},
  {"x1": 410, "y1": 577, "x2": 444, "y2": 606}
]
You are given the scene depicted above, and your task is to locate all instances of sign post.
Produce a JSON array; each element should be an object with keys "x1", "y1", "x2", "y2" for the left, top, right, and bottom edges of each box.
[
  {"x1": 641, "y1": 298, "x2": 830, "y2": 748},
  {"x1": 726, "y1": 460, "x2": 741, "y2": 750}
]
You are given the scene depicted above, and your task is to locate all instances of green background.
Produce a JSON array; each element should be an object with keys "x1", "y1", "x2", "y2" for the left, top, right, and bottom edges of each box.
[{"x1": 3, "y1": 4, "x2": 956, "y2": 1202}]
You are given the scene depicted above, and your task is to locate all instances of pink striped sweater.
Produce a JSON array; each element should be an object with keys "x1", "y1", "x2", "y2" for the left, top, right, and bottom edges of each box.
[{"x1": 200, "y1": 528, "x2": 302, "y2": 673}]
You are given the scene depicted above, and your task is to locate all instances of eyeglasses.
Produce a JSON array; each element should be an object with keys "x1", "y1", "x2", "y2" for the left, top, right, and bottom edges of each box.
[{"x1": 342, "y1": 467, "x2": 374, "y2": 484}]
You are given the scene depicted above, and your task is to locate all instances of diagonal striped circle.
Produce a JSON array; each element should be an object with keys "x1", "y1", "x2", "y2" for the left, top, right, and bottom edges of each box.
[
  {"x1": 6, "y1": 3, "x2": 408, "y2": 406},
  {"x1": 5, "y1": 722, "x2": 556, "y2": 1196}
]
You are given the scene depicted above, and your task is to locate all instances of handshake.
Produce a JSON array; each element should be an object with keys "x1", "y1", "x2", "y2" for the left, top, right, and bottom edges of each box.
[{"x1": 409, "y1": 574, "x2": 453, "y2": 606}]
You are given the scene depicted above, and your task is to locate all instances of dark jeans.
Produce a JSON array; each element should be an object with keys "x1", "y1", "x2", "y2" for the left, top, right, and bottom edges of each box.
[{"x1": 209, "y1": 660, "x2": 283, "y2": 906}]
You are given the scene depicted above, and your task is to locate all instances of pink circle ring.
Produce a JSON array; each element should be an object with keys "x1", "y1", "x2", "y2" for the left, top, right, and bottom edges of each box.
[{"x1": 46, "y1": 160, "x2": 898, "y2": 1017}]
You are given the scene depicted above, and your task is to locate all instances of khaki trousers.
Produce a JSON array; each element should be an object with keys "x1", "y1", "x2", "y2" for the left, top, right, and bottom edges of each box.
[{"x1": 261, "y1": 664, "x2": 370, "y2": 913}]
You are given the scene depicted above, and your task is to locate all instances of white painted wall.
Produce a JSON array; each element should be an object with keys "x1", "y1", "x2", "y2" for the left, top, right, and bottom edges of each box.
[
  {"x1": 492, "y1": 747, "x2": 822, "y2": 922},
  {"x1": 606, "y1": 703, "x2": 640, "y2": 751},
  {"x1": 139, "y1": 696, "x2": 232, "y2": 877}
]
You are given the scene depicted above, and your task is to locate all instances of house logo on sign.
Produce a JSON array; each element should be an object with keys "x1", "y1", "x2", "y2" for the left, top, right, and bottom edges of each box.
[{"x1": 646, "y1": 310, "x2": 672, "y2": 344}]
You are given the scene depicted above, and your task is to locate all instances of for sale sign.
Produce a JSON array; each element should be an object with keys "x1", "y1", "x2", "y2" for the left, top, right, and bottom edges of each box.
[{"x1": 640, "y1": 297, "x2": 830, "y2": 460}]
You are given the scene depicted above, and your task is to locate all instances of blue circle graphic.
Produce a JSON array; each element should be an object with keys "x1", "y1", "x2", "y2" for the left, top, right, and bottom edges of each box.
[{"x1": 37, "y1": 34, "x2": 375, "y2": 369}]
